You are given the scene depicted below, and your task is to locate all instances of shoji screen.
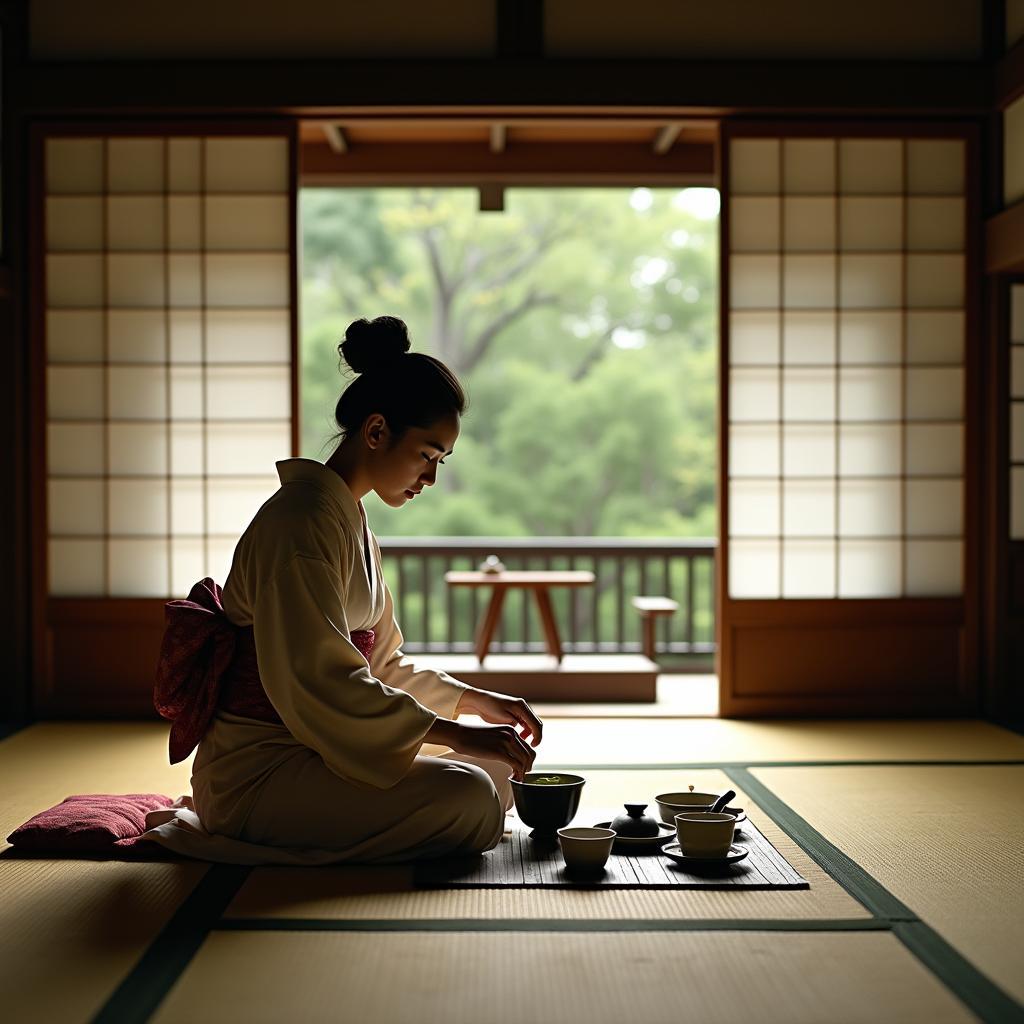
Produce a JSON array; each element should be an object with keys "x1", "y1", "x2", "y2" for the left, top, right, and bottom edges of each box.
[
  {"x1": 35, "y1": 125, "x2": 296, "y2": 713},
  {"x1": 719, "y1": 124, "x2": 978, "y2": 715}
]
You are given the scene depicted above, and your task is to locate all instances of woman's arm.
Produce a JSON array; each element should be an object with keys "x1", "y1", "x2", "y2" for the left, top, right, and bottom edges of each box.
[
  {"x1": 368, "y1": 579, "x2": 472, "y2": 719},
  {"x1": 423, "y1": 714, "x2": 537, "y2": 781},
  {"x1": 252, "y1": 554, "x2": 439, "y2": 790}
]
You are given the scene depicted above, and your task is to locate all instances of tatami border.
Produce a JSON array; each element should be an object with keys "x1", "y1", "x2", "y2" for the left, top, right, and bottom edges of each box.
[
  {"x1": 91, "y1": 864, "x2": 252, "y2": 1024},
  {"x1": 215, "y1": 916, "x2": 888, "y2": 933}
]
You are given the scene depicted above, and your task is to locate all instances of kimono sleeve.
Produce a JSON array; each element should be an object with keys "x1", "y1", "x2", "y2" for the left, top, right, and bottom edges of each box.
[
  {"x1": 369, "y1": 579, "x2": 472, "y2": 720},
  {"x1": 252, "y1": 553, "x2": 438, "y2": 789}
]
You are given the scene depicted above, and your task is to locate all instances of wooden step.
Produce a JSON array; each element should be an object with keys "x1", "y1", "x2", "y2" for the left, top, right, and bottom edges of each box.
[{"x1": 414, "y1": 654, "x2": 658, "y2": 703}]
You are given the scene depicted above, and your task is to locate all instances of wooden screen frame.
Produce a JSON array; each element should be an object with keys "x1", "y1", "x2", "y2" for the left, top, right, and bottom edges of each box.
[
  {"x1": 717, "y1": 119, "x2": 984, "y2": 717},
  {"x1": 990, "y1": 275, "x2": 1024, "y2": 717},
  {"x1": 29, "y1": 119, "x2": 299, "y2": 716}
]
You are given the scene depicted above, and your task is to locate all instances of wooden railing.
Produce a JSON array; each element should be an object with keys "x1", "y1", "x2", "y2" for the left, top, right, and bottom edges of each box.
[{"x1": 377, "y1": 537, "x2": 716, "y2": 661}]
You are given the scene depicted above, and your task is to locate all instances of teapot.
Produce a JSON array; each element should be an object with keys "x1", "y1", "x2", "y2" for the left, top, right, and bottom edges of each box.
[{"x1": 610, "y1": 803, "x2": 660, "y2": 838}]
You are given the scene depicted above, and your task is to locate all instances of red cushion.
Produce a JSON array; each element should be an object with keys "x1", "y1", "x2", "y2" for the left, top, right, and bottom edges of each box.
[{"x1": 6, "y1": 793, "x2": 174, "y2": 852}]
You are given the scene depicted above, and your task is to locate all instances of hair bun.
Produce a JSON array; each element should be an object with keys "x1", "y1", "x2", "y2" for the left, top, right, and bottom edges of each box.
[{"x1": 339, "y1": 316, "x2": 412, "y2": 375}]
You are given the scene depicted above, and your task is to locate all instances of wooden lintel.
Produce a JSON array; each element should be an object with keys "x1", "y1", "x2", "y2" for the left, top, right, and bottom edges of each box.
[
  {"x1": 301, "y1": 140, "x2": 715, "y2": 186},
  {"x1": 985, "y1": 199, "x2": 1024, "y2": 273},
  {"x1": 652, "y1": 123, "x2": 682, "y2": 155},
  {"x1": 322, "y1": 122, "x2": 347, "y2": 153},
  {"x1": 22, "y1": 58, "x2": 991, "y2": 115},
  {"x1": 490, "y1": 123, "x2": 507, "y2": 153}
]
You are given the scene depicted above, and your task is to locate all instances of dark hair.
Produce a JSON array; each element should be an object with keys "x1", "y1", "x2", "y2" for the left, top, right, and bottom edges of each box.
[{"x1": 333, "y1": 316, "x2": 466, "y2": 443}]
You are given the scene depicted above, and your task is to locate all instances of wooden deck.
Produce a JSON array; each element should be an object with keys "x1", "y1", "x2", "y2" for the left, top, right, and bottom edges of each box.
[{"x1": 413, "y1": 653, "x2": 658, "y2": 702}]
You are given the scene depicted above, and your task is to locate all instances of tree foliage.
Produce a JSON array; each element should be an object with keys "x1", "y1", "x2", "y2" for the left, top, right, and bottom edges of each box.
[{"x1": 301, "y1": 187, "x2": 718, "y2": 537}]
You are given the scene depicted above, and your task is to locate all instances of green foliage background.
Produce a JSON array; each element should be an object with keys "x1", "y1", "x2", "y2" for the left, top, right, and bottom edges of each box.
[{"x1": 300, "y1": 187, "x2": 718, "y2": 539}]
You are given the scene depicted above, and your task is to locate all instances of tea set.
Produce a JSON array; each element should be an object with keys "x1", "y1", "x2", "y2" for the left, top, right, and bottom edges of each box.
[{"x1": 510, "y1": 773, "x2": 749, "y2": 876}]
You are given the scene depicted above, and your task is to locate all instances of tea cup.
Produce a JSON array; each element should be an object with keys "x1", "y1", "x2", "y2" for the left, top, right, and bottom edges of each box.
[
  {"x1": 674, "y1": 812, "x2": 736, "y2": 858},
  {"x1": 655, "y1": 791, "x2": 720, "y2": 824},
  {"x1": 557, "y1": 826, "x2": 616, "y2": 872}
]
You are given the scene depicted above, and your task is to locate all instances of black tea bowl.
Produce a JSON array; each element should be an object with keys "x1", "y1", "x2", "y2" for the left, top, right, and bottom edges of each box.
[{"x1": 510, "y1": 772, "x2": 586, "y2": 840}]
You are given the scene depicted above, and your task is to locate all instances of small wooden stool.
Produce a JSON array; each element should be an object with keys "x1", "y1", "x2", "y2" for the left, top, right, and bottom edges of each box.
[{"x1": 631, "y1": 596, "x2": 678, "y2": 662}]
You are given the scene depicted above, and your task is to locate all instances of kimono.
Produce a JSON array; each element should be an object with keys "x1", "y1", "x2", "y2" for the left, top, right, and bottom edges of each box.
[{"x1": 145, "y1": 458, "x2": 511, "y2": 865}]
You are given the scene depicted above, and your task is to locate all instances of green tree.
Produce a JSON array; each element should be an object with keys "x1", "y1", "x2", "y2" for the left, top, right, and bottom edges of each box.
[{"x1": 300, "y1": 186, "x2": 718, "y2": 538}]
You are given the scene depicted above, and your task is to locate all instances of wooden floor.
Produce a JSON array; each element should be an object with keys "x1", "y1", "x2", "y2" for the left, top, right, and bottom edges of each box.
[{"x1": 2, "y1": 715, "x2": 1024, "y2": 1023}]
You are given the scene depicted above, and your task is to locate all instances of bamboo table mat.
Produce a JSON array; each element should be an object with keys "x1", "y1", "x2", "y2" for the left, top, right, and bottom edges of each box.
[{"x1": 413, "y1": 815, "x2": 809, "y2": 890}]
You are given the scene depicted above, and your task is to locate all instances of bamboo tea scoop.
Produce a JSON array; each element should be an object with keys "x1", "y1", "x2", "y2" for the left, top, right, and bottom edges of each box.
[{"x1": 709, "y1": 790, "x2": 736, "y2": 814}]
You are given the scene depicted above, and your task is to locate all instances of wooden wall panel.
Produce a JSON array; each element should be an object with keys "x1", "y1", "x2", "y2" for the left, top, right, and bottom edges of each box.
[
  {"x1": 729, "y1": 625, "x2": 962, "y2": 699},
  {"x1": 40, "y1": 599, "x2": 165, "y2": 716}
]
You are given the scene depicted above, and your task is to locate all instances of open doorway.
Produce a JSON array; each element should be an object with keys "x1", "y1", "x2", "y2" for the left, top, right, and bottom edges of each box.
[{"x1": 299, "y1": 184, "x2": 720, "y2": 715}]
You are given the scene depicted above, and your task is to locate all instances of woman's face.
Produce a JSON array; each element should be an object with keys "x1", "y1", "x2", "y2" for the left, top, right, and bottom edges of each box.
[{"x1": 368, "y1": 412, "x2": 460, "y2": 508}]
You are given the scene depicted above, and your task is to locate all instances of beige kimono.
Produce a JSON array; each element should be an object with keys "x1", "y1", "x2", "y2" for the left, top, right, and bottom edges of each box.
[{"x1": 145, "y1": 458, "x2": 512, "y2": 865}]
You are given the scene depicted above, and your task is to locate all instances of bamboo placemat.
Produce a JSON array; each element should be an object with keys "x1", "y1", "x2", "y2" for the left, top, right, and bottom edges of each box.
[{"x1": 413, "y1": 817, "x2": 807, "y2": 889}]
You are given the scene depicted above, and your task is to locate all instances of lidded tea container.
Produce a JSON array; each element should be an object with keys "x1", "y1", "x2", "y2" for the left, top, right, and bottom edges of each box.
[{"x1": 610, "y1": 803, "x2": 660, "y2": 838}]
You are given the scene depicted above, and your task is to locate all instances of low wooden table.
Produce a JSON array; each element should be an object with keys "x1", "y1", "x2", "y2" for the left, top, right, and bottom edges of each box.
[{"x1": 444, "y1": 570, "x2": 596, "y2": 664}]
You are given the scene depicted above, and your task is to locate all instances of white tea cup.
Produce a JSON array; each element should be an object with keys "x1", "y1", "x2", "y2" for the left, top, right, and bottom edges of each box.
[{"x1": 674, "y1": 811, "x2": 736, "y2": 858}]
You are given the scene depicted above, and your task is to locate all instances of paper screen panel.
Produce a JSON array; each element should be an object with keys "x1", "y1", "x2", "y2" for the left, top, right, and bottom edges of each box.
[
  {"x1": 46, "y1": 254, "x2": 103, "y2": 307},
  {"x1": 108, "y1": 423, "x2": 168, "y2": 475},
  {"x1": 839, "y1": 197, "x2": 902, "y2": 251},
  {"x1": 107, "y1": 196, "x2": 165, "y2": 250},
  {"x1": 783, "y1": 424, "x2": 835, "y2": 477},
  {"x1": 46, "y1": 196, "x2": 103, "y2": 251},
  {"x1": 44, "y1": 132, "x2": 293, "y2": 597},
  {"x1": 783, "y1": 539, "x2": 836, "y2": 597},
  {"x1": 783, "y1": 312, "x2": 835, "y2": 364},
  {"x1": 727, "y1": 131, "x2": 966, "y2": 598},
  {"x1": 783, "y1": 196, "x2": 835, "y2": 251},
  {"x1": 47, "y1": 310, "x2": 104, "y2": 362}
]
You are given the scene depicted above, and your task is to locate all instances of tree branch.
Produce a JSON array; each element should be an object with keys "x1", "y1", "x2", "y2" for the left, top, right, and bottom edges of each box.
[
  {"x1": 460, "y1": 289, "x2": 559, "y2": 374},
  {"x1": 570, "y1": 321, "x2": 629, "y2": 383},
  {"x1": 476, "y1": 223, "x2": 575, "y2": 293}
]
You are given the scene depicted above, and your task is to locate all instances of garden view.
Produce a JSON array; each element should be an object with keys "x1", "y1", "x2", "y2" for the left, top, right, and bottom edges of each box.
[{"x1": 300, "y1": 186, "x2": 719, "y2": 541}]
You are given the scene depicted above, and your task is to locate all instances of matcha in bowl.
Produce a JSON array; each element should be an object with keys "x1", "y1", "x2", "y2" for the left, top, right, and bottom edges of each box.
[{"x1": 510, "y1": 772, "x2": 586, "y2": 840}]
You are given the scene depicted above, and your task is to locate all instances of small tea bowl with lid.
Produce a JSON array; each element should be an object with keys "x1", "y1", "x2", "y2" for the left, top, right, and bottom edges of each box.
[{"x1": 595, "y1": 803, "x2": 675, "y2": 852}]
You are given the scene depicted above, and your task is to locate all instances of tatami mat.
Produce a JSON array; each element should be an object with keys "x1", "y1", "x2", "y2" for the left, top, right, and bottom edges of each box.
[
  {"x1": 0, "y1": 722, "x2": 203, "y2": 1024},
  {"x1": 536, "y1": 717, "x2": 1024, "y2": 765},
  {"x1": 1, "y1": 859, "x2": 206, "y2": 1024},
  {"x1": 226, "y1": 770, "x2": 866, "y2": 920},
  {"x1": 0, "y1": 723, "x2": 192, "y2": 843},
  {"x1": 754, "y1": 763, "x2": 1024, "y2": 1005},
  {"x1": 152, "y1": 930, "x2": 973, "y2": 1024}
]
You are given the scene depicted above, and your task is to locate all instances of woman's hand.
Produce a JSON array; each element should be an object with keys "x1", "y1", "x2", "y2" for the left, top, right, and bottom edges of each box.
[
  {"x1": 455, "y1": 688, "x2": 544, "y2": 748},
  {"x1": 425, "y1": 717, "x2": 537, "y2": 780}
]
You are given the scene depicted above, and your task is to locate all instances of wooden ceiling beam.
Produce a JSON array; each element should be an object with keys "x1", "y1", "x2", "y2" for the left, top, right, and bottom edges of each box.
[
  {"x1": 652, "y1": 123, "x2": 682, "y2": 155},
  {"x1": 322, "y1": 122, "x2": 348, "y2": 153},
  {"x1": 301, "y1": 140, "x2": 715, "y2": 186},
  {"x1": 23, "y1": 58, "x2": 991, "y2": 115}
]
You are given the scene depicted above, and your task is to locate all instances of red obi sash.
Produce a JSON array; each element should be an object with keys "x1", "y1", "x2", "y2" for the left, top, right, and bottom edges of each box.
[{"x1": 153, "y1": 577, "x2": 375, "y2": 765}]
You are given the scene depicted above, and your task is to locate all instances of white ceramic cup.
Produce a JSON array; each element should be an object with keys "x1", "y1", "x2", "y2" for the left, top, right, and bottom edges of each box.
[
  {"x1": 557, "y1": 827, "x2": 616, "y2": 871},
  {"x1": 674, "y1": 812, "x2": 736, "y2": 858}
]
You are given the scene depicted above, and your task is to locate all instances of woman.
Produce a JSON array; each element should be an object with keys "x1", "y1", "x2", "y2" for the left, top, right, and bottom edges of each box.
[{"x1": 151, "y1": 316, "x2": 543, "y2": 864}]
